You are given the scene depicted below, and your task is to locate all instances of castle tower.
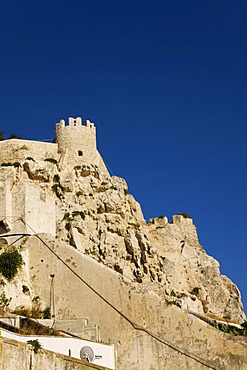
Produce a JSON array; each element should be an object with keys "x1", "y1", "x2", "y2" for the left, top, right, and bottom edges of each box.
[{"x1": 55, "y1": 117, "x2": 98, "y2": 167}]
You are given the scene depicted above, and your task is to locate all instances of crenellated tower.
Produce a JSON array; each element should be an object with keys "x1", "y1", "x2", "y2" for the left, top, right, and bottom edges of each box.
[{"x1": 55, "y1": 117, "x2": 99, "y2": 168}]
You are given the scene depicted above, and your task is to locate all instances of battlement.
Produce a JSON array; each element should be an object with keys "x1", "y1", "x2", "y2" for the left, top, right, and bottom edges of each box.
[
  {"x1": 56, "y1": 117, "x2": 95, "y2": 130},
  {"x1": 69, "y1": 116, "x2": 82, "y2": 126}
]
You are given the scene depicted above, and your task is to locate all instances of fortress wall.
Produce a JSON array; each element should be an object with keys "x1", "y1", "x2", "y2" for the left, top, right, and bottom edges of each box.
[
  {"x1": 0, "y1": 183, "x2": 11, "y2": 225},
  {"x1": 23, "y1": 183, "x2": 56, "y2": 236},
  {"x1": 0, "y1": 119, "x2": 109, "y2": 175},
  {"x1": 27, "y1": 236, "x2": 247, "y2": 370},
  {"x1": 0, "y1": 182, "x2": 56, "y2": 236},
  {"x1": 97, "y1": 152, "x2": 110, "y2": 176},
  {"x1": 0, "y1": 168, "x2": 16, "y2": 230},
  {"x1": 0, "y1": 139, "x2": 58, "y2": 164}
]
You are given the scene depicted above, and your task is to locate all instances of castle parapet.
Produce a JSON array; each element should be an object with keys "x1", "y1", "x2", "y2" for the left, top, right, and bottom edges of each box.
[{"x1": 56, "y1": 117, "x2": 95, "y2": 132}]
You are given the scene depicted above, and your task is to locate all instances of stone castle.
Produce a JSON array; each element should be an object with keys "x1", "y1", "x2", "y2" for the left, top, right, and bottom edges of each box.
[
  {"x1": 0, "y1": 117, "x2": 108, "y2": 172},
  {"x1": 0, "y1": 117, "x2": 246, "y2": 369},
  {"x1": 0, "y1": 117, "x2": 107, "y2": 237}
]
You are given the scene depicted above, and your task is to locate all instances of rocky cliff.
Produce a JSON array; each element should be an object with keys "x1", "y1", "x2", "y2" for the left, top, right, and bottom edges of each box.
[
  {"x1": 0, "y1": 139, "x2": 246, "y2": 369},
  {"x1": 0, "y1": 155, "x2": 245, "y2": 323}
]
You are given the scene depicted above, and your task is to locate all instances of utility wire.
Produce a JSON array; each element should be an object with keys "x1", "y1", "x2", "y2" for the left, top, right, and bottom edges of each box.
[
  {"x1": 5, "y1": 219, "x2": 217, "y2": 369},
  {"x1": 6, "y1": 222, "x2": 217, "y2": 369}
]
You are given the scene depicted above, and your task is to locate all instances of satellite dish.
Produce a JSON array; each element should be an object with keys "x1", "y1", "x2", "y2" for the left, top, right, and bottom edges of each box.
[{"x1": 80, "y1": 346, "x2": 94, "y2": 362}]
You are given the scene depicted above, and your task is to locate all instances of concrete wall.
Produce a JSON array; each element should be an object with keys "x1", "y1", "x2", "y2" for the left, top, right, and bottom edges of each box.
[
  {"x1": 0, "y1": 335, "x2": 110, "y2": 370},
  {"x1": 27, "y1": 236, "x2": 247, "y2": 370}
]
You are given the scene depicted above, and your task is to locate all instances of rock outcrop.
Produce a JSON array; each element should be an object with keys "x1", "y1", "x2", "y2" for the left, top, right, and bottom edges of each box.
[{"x1": 0, "y1": 158, "x2": 245, "y2": 324}]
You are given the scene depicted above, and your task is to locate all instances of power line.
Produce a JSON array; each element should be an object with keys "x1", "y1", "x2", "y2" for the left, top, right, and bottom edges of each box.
[{"x1": 4, "y1": 220, "x2": 217, "y2": 369}]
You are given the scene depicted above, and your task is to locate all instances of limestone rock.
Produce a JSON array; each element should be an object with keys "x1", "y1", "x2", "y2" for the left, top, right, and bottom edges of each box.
[
  {"x1": 0, "y1": 119, "x2": 245, "y2": 327},
  {"x1": 0, "y1": 158, "x2": 245, "y2": 324}
]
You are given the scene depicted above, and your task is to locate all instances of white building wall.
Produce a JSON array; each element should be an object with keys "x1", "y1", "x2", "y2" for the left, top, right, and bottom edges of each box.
[{"x1": 0, "y1": 329, "x2": 115, "y2": 370}]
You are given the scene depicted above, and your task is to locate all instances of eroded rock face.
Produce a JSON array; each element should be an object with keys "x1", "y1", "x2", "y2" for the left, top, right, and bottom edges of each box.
[{"x1": 0, "y1": 159, "x2": 245, "y2": 323}]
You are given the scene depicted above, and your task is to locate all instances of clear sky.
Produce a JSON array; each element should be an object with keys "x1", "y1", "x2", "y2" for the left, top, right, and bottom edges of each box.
[{"x1": 0, "y1": 1, "x2": 246, "y2": 314}]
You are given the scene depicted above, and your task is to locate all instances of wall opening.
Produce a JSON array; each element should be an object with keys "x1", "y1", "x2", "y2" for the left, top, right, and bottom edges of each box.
[{"x1": 78, "y1": 151, "x2": 83, "y2": 156}]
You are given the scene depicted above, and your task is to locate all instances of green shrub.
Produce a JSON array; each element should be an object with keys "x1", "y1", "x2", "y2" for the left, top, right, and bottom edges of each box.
[
  {"x1": 177, "y1": 213, "x2": 192, "y2": 219},
  {"x1": 32, "y1": 296, "x2": 40, "y2": 303},
  {"x1": 74, "y1": 165, "x2": 81, "y2": 170},
  {"x1": 124, "y1": 189, "x2": 129, "y2": 195},
  {"x1": 27, "y1": 339, "x2": 42, "y2": 353},
  {"x1": 164, "y1": 299, "x2": 177, "y2": 307},
  {"x1": 0, "y1": 292, "x2": 12, "y2": 309},
  {"x1": 71, "y1": 210, "x2": 85, "y2": 220},
  {"x1": 8, "y1": 133, "x2": 21, "y2": 139},
  {"x1": 53, "y1": 174, "x2": 60, "y2": 183},
  {"x1": 0, "y1": 248, "x2": 23, "y2": 281},
  {"x1": 42, "y1": 307, "x2": 51, "y2": 319},
  {"x1": 64, "y1": 211, "x2": 85, "y2": 221},
  {"x1": 51, "y1": 183, "x2": 65, "y2": 198},
  {"x1": 76, "y1": 190, "x2": 83, "y2": 197},
  {"x1": 217, "y1": 323, "x2": 247, "y2": 336}
]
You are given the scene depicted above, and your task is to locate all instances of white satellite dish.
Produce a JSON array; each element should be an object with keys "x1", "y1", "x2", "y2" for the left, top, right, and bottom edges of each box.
[{"x1": 80, "y1": 346, "x2": 94, "y2": 362}]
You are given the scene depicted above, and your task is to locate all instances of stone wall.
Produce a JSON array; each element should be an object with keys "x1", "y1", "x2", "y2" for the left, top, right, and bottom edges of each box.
[
  {"x1": 0, "y1": 139, "x2": 58, "y2": 164},
  {"x1": 0, "y1": 336, "x2": 110, "y2": 370},
  {"x1": 0, "y1": 180, "x2": 56, "y2": 237},
  {"x1": 56, "y1": 118, "x2": 97, "y2": 165},
  {"x1": 55, "y1": 118, "x2": 108, "y2": 175},
  {"x1": 0, "y1": 118, "x2": 109, "y2": 175},
  {"x1": 22, "y1": 182, "x2": 56, "y2": 236}
]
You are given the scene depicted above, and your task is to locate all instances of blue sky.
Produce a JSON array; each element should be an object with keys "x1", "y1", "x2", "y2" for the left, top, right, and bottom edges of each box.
[{"x1": 0, "y1": 1, "x2": 246, "y2": 314}]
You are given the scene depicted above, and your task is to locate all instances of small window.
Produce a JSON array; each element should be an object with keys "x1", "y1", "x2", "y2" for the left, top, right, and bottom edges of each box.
[{"x1": 78, "y1": 150, "x2": 83, "y2": 156}]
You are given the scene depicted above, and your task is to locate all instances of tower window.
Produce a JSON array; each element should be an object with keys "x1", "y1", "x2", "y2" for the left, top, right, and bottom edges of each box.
[{"x1": 78, "y1": 150, "x2": 83, "y2": 156}]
